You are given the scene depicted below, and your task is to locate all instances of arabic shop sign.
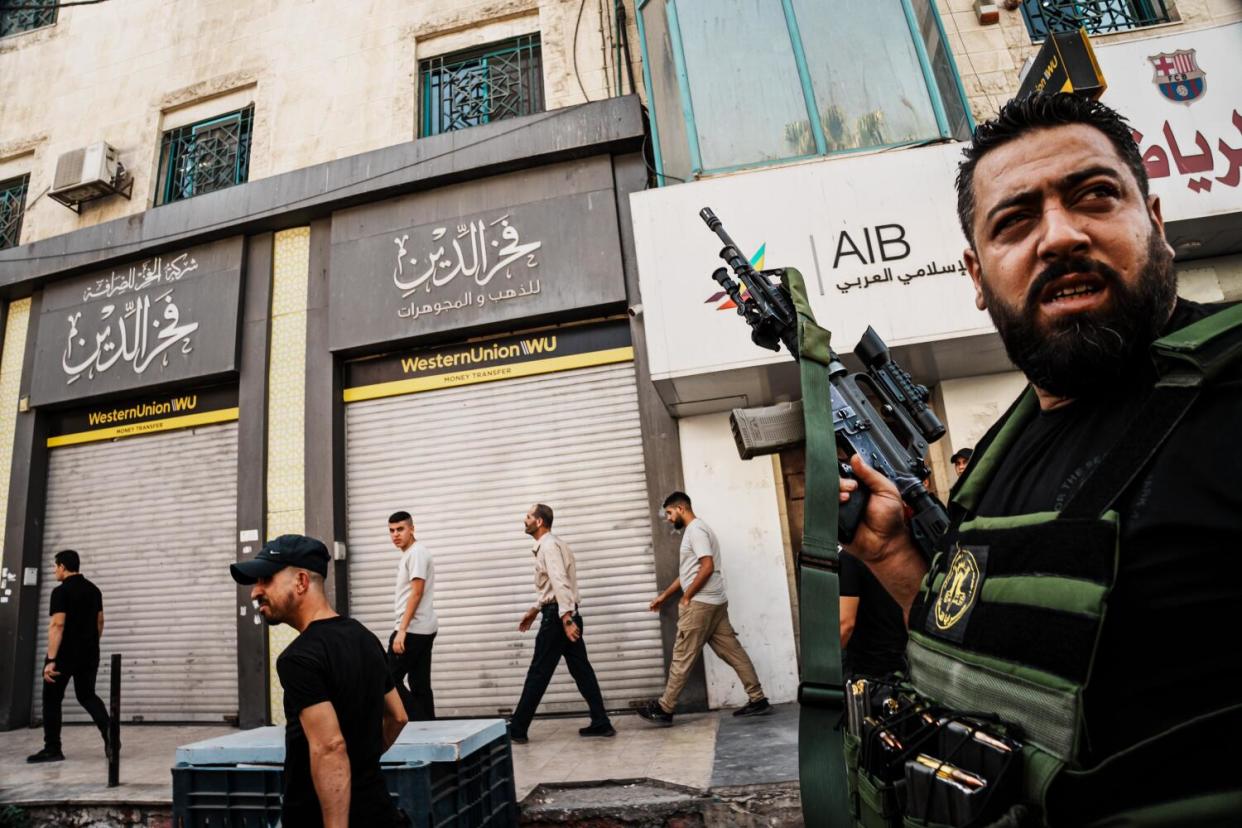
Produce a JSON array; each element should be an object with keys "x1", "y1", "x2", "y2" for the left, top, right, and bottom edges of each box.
[
  {"x1": 31, "y1": 237, "x2": 244, "y2": 406},
  {"x1": 344, "y1": 320, "x2": 633, "y2": 402},
  {"x1": 1096, "y1": 22, "x2": 1242, "y2": 220},
  {"x1": 328, "y1": 156, "x2": 628, "y2": 352},
  {"x1": 47, "y1": 385, "x2": 239, "y2": 448}
]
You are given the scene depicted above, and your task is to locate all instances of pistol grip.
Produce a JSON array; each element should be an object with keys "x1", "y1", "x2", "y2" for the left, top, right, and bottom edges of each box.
[{"x1": 838, "y1": 465, "x2": 869, "y2": 545}]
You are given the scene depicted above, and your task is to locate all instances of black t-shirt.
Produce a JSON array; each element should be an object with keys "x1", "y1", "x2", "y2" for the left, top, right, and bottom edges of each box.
[
  {"x1": 972, "y1": 299, "x2": 1242, "y2": 762},
  {"x1": 48, "y1": 574, "x2": 103, "y2": 668},
  {"x1": 839, "y1": 550, "x2": 907, "y2": 677},
  {"x1": 277, "y1": 616, "x2": 401, "y2": 827}
]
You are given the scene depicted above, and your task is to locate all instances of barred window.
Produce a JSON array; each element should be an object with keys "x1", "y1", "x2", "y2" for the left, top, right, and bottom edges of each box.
[
  {"x1": 420, "y1": 34, "x2": 545, "y2": 137},
  {"x1": 156, "y1": 106, "x2": 255, "y2": 206},
  {"x1": 1, "y1": 0, "x2": 57, "y2": 37},
  {"x1": 1019, "y1": 0, "x2": 1174, "y2": 39},
  {"x1": 0, "y1": 175, "x2": 29, "y2": 250}
]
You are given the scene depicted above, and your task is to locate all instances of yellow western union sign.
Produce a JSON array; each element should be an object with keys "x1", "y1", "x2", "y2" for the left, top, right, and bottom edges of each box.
[
  {"x1": 344, "y1": 320, "x2": 634, "y2": 403},
  {"x1": 47, "y1": 387, "x2": 239, "y2": 447}
]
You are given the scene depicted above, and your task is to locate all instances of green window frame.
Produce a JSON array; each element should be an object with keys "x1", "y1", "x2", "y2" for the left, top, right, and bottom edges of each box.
[
  {"x1": 419, "y1": 34, "x2": 545, "y2": 137},
  {"x1": 1019, "y1": 1, "x2": 1173, "y2": 39},
  {"x1": 156, "y1": 106, "x2": 255, "y2": 206},
  {"x1": 636, "y1": 0, "x2": 973, "y2": 185},
  {"x1": 0, "y1": 174, "x2": 29, "y2": 250},
  {"x1": 1, "y1": 0, "x2": 56, "y2": 38}
]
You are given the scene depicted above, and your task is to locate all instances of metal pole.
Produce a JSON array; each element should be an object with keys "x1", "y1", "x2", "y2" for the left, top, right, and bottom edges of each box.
[{"x1": 108, "y1": 653, "x2": 120, "y2": 787}]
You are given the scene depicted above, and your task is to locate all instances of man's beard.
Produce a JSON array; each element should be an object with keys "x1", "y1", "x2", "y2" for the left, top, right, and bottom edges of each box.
[
  {"x1": 672, "y1": 516, "x2": 685, "y2": 531},
  {"x1": 980, "y1": 230, "x2": 1176, "y2": 400}
]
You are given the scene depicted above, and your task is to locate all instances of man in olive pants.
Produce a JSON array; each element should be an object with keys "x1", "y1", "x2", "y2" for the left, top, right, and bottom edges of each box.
[{"x1": 638, "y1": 492, "x2": 770, "y2": 725}]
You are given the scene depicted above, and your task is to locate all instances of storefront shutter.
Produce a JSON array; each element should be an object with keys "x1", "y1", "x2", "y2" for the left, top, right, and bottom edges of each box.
[
  {"x1": 345, "y1": 362, "x2": 666, "y2": 716},
  {"x1": 33, "y1": 423, "x2": 239, "y2": 723}
]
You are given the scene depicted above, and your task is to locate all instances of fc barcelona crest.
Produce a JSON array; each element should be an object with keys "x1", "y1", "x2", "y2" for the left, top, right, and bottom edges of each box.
[{"x1": 1148, "y1": 49, "x2": 1206, "y2": 105}]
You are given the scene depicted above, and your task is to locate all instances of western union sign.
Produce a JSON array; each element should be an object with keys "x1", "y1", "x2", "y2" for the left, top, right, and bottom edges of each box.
[
  {"x1": 47, "y1": 385, "x2": 239, "y2": 447},
  {"x1": 1017, "y1": 28, "x2": 1106, "y2": 100},
  {"x1": 344, "y1": 320, "x2": 633, "y2": 403}
]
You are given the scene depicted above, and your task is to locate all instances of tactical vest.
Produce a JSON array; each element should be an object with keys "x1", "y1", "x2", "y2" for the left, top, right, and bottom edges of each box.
[{"x1": 895, "y1": 304, "x2": 1242, "y2": 827}]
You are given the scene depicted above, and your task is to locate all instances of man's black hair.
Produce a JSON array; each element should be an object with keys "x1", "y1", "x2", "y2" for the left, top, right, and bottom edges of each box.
[
  {"x1": 662, "y1": 491, "x2": 692, "y2": 510},
  {"x1": 54, "y1": 549, "x2": 80, "y2": 572},
  {"x1": 532, "y1": 503, "x2": 554, "y2": 529},
  {"x1": 956, "y1": 93, "x2": 1148, "y2": 245},
  {"x1": 388, "y1": 510, "x2": 412, "y2": 525}
]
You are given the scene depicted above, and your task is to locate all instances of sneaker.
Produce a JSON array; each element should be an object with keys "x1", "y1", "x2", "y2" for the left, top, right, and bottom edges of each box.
[
  {"x1": 509, "y1": 733, "x2": 529, "y2": 745},
  {"x1": 636, "y1": 700, "x2": 674, "y2": 727},
  {"x1": 26, "y1": 748, "x2": 65, "y2": 763},
  {"x1": 733, "y1": 698, "x2": 772, "y2": 717},
  {"x1": 578, "y1": 722, "x2": 616, "y2": 738}
]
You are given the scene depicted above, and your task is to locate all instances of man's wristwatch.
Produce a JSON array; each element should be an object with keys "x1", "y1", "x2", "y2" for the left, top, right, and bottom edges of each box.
[{"x1": 44, "y1": 656, "x2": 55, "y2": 665}]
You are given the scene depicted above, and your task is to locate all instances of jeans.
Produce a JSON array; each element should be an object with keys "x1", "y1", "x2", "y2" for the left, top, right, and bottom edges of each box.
[
  {"x1": 387, "y1": 630, "x2": 436, "y2": 721},
  {"x1": 509, "y1": 605, "x2": 610, "y2": 737},
  {"x1": 43, "y1": 658, "x2": 110, "y2": 751}
]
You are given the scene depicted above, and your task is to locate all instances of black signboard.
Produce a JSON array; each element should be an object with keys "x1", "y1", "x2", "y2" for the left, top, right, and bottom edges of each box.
[
  {"x1": 344, "y1": 320, "x2": 632, "y2": 402},
  {"x1": 47, "y1": 384, "x2": 239, "y2": 447},
  {"x1": 328, "y1": 157, "x2": 628, "y2": 352},
  {"x1": 1018, "y1": 28, "x2": 1106, "y2": 100},
  {"x1": 31, "y1": 237, "x2": 245, "y2": 407}
]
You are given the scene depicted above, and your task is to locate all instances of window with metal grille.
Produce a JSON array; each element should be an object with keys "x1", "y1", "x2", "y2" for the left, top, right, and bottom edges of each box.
[
  {"x1": 419, "y1": 34, "x2": 545, "y2": 137},
  {"x1": 0, "y1": 0, "x2": 57, "y2": 37},
  {"x1": 156, "y1": 106, "x2": 254, "y2": 206},
  {"x1": 1020, "y1": 0, "x2": 1173, "y2": 39},
  {"x1": 0, "y1": 175, "x2": 29, "y2": 250}
]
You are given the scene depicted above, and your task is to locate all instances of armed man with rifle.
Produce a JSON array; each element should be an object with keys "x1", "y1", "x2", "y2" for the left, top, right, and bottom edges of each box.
[{"x1": 702, "y1": 94, "x2": 1242, "y2": 826}]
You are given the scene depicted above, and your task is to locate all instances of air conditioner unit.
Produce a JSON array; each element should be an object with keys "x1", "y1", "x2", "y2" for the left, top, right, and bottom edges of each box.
[{"x1": 49, "y1": 142, "x2": 131, "y2": 211}]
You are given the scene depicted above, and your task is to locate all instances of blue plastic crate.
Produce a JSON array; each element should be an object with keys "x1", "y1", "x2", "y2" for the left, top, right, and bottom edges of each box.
[
  {"x1": 173, "y1": 720, "x2": 518, "y2": 828},
  {"x1": 172, "y1": 761, "x2": 431, "y2": 827}
]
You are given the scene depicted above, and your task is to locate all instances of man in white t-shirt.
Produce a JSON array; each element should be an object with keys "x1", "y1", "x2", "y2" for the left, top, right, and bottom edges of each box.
[
  {"x1": 387, "y1": 510, "x2": 437, "y2": 720},
  {"x1": 638, "y1": 491, "x2": 770, "y2": 726}
]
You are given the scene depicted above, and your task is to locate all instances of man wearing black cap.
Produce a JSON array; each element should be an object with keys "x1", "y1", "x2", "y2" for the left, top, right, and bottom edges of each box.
[
  {"x1": 231, "y1": 535, "x2": 408, "y2": 828},
  {"x1": 950, "y1": 447, "x2": 973, "y2": 477}
]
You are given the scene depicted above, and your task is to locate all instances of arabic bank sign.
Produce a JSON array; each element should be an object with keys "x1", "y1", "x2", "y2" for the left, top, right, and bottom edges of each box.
[
  {"x1": 631, "y1": 141, "x2": 988, "y2": 383},
  {"x1": 31, "y1": 237, "x2": 244, "y2": 406},
  {"x1": 1096, "y1": 21, "x2": 1242, "y2": 219},
  {"x1": 327, "y1": 157, "x2": 628, "y2": 352}
]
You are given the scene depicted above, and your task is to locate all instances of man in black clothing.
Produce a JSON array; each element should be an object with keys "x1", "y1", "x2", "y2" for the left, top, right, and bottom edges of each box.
[
  {"x1": 231, "y1": 535, "x2": 408, "y2": 828},
  {"x1": 840, "y1": 94, "x2": 1242, "y2": 821},
  {"x1": 27, "y1": 549, "x2": 112, "y2": 764},
  {"x1": 837, "y1": 549, "x2": 906, "y2": 680}
]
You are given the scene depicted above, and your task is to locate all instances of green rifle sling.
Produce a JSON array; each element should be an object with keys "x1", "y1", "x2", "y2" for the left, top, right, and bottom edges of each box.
[{"x1": 784, "y1": 267, "x2": 850, "y2": 826}]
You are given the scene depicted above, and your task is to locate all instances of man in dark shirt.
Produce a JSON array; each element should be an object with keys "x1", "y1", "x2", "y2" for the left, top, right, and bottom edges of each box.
[
  {"x1": 230, "y1": 535, "x2": 408, "y2": 828},
  {"x1": 27, "y1": 549, "x2": 112, "y2": 764},
  {"x1": 839, "y1": 94, "x2": 1242, "y2": 819},
  {"x1": 837, "y1": 549, "x2": 906, "y2": 680}
]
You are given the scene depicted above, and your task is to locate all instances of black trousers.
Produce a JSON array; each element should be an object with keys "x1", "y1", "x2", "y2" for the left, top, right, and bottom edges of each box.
[
  {"x1": 509, "y1": 605, "x2": 610, "y2": 737},
  {"x1": 387, "y1": 630, "x2": 436, "y2": 721},
  {"x1": 43, "y1": 658, "x2": 110, "y2": 751}
]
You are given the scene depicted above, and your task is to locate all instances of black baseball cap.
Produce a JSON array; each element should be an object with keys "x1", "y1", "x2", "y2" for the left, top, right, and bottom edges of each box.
[
  {"x1": 230, "y1": 534, "x2": 330, "y2": 584},
  {"x1": 950, "y1": 448, "x2": 974, "y2": 464}
]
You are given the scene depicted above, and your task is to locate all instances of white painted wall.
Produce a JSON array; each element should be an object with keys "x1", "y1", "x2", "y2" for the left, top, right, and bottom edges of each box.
[
  {"x1": 939, "y1": 371, "x2": 1029, "y2": 483},
  {"x1": 677, "y1": 412, "x2": 799, "y2": 707}
]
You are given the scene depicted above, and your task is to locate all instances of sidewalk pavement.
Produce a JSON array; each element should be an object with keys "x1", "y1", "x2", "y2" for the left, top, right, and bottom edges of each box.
[{"x1": 0, "y1": 704, "x2": 800, "y2": 822}]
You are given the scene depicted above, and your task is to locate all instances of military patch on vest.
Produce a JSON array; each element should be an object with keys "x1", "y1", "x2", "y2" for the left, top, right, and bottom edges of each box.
[{"x1": 929, "y1": 544, "x2": 987, "y2": 642}]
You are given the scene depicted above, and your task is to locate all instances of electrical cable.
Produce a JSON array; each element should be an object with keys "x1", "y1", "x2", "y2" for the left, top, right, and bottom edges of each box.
[
  {"x1": 0, "y1": 0, "x2": 111, "y2": 10},
  {"x1": 572, "y1": 0, "x2": 591, "y2": 103}
]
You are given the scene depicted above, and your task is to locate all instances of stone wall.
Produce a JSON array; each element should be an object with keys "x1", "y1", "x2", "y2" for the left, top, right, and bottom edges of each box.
[{"x1": 0, "y1": 0, "x2": 644, "y2": 248}]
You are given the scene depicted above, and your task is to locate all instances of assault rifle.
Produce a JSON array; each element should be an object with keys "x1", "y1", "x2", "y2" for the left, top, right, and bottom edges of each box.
[{"x1": 700, "y1": 207, "x2": 950, "y2": 558}]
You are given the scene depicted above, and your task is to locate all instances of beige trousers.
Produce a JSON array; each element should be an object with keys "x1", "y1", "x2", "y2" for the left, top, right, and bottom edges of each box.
[{"x1": 659, "y1": 600, "x2": 764, "y2": 712}]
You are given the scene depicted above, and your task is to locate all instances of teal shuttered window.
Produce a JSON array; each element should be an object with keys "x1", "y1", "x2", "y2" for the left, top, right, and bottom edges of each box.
[
  {"x1": 0, "y1": 175, "x2": 29, "y2": 250},
  {"x1": 1019, "y1": 1, "x2": 1173, "y2": 39},
  {"x1": 156, "y1": 106, "x2": 255, "y2": 206},
  {"x1": 419, "y1": 34, "x2": 545, "y2": 137},
  {"x1": 0, "y1": 0, "x2": 56, "y2": 37}
]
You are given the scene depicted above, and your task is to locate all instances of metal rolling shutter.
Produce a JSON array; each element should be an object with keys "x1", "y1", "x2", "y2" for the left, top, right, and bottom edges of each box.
[
  {"x1": 33, "y1": 423, "x2": 239, "y2": 723},
  {"x1": 345, "y1": 362, "x2": 666, "y2": 716}
]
